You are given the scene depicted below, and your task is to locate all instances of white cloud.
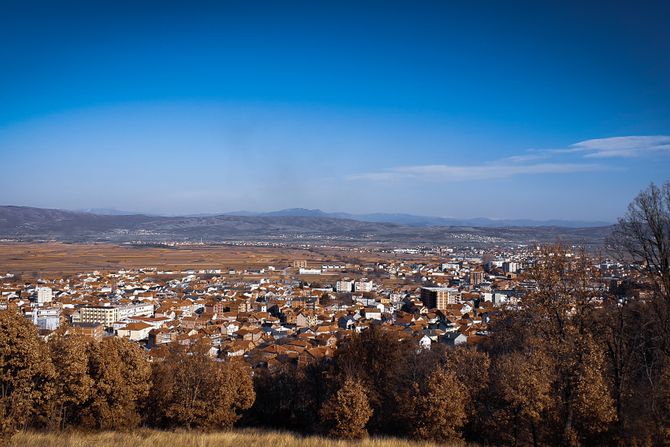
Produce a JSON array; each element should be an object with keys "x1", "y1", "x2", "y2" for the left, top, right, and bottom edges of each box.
[
  {"x1": 350, "y1": 134, "x2": 669, "y2": 182},
  {"x1": 564, "y1": 135, "x2": 670, "y2": 158}
]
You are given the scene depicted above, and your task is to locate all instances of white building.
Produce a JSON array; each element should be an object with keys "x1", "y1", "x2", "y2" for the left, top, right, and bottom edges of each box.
[
  {"x1": 116, "y1": 322, "x2": 153, "y2": 341},
  {"x1": 117, "y1": 303, "x2": 154, "y2": 321},
  {"x1": 335, "y1": 280, "x2": 353, "y2": 293},
  {"x1": 32, "y1": 307, "x2": 60, "y2": 330},
  {"x1": 36, "y1": 287, "x2": 53, "y2": 305},
  {"x1": 354, "y1": 280, "x2": 373, "y2": 293},
  {"x1": 73, "y1": 302, "x2": 154, "y2": 327}
]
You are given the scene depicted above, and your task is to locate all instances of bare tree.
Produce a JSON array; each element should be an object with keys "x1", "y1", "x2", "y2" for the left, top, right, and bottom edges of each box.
[
  {"x1": 608, "y1": 181, "x2": 670, "y2": 443},
  {"x1": 610, "y1": 181, "x2": 670, "y2": 303}
]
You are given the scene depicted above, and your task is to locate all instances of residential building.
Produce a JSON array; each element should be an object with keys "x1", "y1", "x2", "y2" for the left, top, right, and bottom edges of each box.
[
  {"x1": 35, "y1": 287, "x2": 53, "y2": 305},
  {"x1": 420, "y1": 287, "x2": 459, "y2": 310},
  {"x1": 335, "y1": 280, "x2": 353, "y2": 293}
]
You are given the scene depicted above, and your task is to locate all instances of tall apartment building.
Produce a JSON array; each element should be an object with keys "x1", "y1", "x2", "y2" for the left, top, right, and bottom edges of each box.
[
  {"x1": 35, "y1": 287, "x2": 53, "y2": 305},
  {"x1": 503, "y1": 261, "x2": 519, "y2": 274},
  {"x1": 470, "y1": 270, "x2": 484, "y2": 286},
  {"x1": 75, "y1": 306, "x2": 118, "y2": 326},
  {"x1": 420, "y1": 287, "x2": 460, "y2": 310}
]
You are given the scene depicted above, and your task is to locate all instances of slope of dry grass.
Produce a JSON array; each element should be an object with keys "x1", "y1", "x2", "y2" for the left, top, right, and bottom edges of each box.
[{"x1": 10, "y1": 429, "x2": 462, "y2": 447}]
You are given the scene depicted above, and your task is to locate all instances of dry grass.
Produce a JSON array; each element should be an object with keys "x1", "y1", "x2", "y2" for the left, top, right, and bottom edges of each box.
[
  {"x1": 0, "y1": 242, "x2": 326, "y2": 277},
  {"x1": 10, "y1": 429, "x2": 460, "y2": 447},
  {"x1": 0, "y1": 242, "x2": 438, "y2": 277}
]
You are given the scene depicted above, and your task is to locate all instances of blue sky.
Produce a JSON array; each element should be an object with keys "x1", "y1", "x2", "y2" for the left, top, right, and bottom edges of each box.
[{"x1": 1, "y1": 0, "x2": 669, "y2": 221}]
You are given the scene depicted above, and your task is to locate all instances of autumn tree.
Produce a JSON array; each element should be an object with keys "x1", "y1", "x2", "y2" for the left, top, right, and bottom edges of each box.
[
  {"x1": 410, "y1": 369, "x2": 467, "y2": 442},
  {"x1": 44, "y1": 333, "x2": 93, "y2": 430},
  {"x1": 319, "y1": 377, "x2": 372, "y2": 439},
  {"x1": 483, "y1": 246, "x2": 616, "y2": 445},
  {"x1": 488, "y1": 347, "x2": 554, "y2": 446},
  {"x1": 0, "y1": 310, "x2": 54, "y2": 443},
  {"x1": 524, "y1": 246, "x2": 615, "y2": 445},
  {"x1": 81, "y1": 337, "x2": 151, "y2": 430},
  {"x1": 443, "y1": 348, "x2": 489, "y2": 416},
  {"x1": 148, "y1": 342, "x2": 255, "y2": 430},
  {"x1": 332, "y1": 325, "x2": 414, "y2": 434}
]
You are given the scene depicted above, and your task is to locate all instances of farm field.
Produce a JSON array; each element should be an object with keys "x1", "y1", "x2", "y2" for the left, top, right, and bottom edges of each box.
[{"x1": 0, "y1": 242, "x2": 436, "y2": 277}]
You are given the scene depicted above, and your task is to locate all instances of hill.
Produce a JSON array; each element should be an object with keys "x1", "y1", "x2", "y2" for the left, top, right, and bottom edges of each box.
[
  {"x1": 0, "y1": 205, "x2": 612, "y2": 247},
  {"x1": 219, "y1": 208, "x2": 611, "y2": 228}
]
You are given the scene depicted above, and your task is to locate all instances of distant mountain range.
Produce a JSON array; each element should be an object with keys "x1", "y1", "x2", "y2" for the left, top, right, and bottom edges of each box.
[
  {"x1": 79, "y1": 207, "x2": 611, "y2": 228},
  {"x1": 0, "y1": 205, "x2": 613, "y2": 247},
  {"x1": 222, "y1": 208, "x2": 612, "y2": 228}
]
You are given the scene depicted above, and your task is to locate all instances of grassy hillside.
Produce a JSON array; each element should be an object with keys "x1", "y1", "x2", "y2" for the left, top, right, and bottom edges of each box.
[{"x1": 10, "y1": 429, "x2": 461, "y2": 447}]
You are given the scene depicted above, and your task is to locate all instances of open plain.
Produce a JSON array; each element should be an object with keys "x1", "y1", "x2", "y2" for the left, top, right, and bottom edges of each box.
[{"x1": 0, "y1": 242, "x2": 441, "y2": 278}]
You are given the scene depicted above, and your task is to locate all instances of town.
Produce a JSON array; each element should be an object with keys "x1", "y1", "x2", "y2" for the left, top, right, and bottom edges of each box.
[{"x1": 0, "y1": 243, "x2": 636, "y2": 368}]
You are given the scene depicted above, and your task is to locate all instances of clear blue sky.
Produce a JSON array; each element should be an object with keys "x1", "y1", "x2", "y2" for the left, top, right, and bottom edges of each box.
[{"x1": 1, "y1": 0, "x2": 669, "y2": 221}]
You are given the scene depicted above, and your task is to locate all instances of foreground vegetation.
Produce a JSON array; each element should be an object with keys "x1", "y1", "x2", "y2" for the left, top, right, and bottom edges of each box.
[{"x1": 8, "y1": 429, "x2": 456, "y2": 447}]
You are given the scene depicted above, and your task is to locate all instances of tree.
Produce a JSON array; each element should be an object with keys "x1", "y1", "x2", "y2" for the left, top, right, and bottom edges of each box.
[
  {"x1": 332, "y1": 325, "x2": 413, "y2": 434},
  {"x1": 607, "y1": 181, "x2": 670, "y2": 443},
  {"x1": 319, "y1": 292, "x2": 333, "y2": 307},
  {"x1": 0, "y1": 310, "x2": 54, "y2": 443},
  {"x1": 610, "y1": 181, "x2": 670, "y2": 355},
  {"x1": 571, "y1": 335, "x2": 617, "y2": 443},
  {"x1": 483, "y1": 245, "x2": 617, "y2": 445},
  {"x1": 488, "y1": 349, "x2": 553, "y2": 447},
  {"x1": 410, "y1": 369, "x2": 467, "y2": 442},
  {"x1": 45, "y1": 333, "x2": 93, "y2": 430},
  {"x1": 319, "y1": 377, "x2": 372, "y2": 439},
  {"x1": 611, "y1": 181, "x2": 670, "y2": 303},
  {"x1": 247, "y1": 362, "x2": 326, "y2": 432},
  {"x1": 523, "y1": 246, "x2": 615, "y2": 445},
  {"x1": 82, "y1": 337, "x2": 151, "y2": 429},
  {"x1": 148, "y1": 342, "x2": 254, "y2": 429}
]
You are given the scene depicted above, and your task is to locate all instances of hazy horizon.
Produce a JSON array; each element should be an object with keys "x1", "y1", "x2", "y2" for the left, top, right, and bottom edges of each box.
[
  {"x1": 0, "y1": 203, "x2": 615, "y2": 225},
  {"x1": 2, "y1": 1, "x2": 669, "y2": 221}
]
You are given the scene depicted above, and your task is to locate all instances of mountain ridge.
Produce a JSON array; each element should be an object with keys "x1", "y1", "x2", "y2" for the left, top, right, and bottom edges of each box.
[
  {"x1": 0, "y1": 205, "x2": 613, "y2": 248},
  {"x1": 67, "y1": 206, "x2": 611, "y2": 228}
]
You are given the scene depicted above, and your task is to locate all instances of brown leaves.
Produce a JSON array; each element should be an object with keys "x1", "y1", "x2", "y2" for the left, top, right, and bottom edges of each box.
[
  {"x1": 45, "y1": 334, "x2": 94, "y2": 430},
  {"x1": 148, "y1": 343, "x2": 255, "y2": 430},
  {"x1": 82, "y1": 337, "x2": 151, "y2": 430},
  {"x1": 0, "y1": 310, "x2": 54, "y2": 441},
  {"x1": 410, "y1": 369, "x2": 467, "y2": 442},
  {"x1": 320, "y1": 377, "x2": 372, "y2": 439}
]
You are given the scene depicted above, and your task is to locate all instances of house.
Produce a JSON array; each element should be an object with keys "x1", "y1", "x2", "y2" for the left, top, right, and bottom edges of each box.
[
  {"x1": 441, "y1": 331, "x2": 468, "y2": 346},
  {"x1": 363, "y1": 307, "x2": 382, "y2": 320},
  {"x1": 296, "y1": 311, "x2": 318, "y2": 328},
  {"x1": 418, "y1": 334, "x2": 432, "y2": 350},
  {"x1": 70, "y1": 322, "x2": 104, "y2": 341},
  {"x1": 117, "y1": 322, "x2": 153, "y2": 341}
]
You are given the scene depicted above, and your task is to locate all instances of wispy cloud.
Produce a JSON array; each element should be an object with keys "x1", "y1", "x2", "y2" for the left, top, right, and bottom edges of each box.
[
  {"x1": 349, "y1": 162, "x2": 609, "y2": 182},
  {"x1": 349, "y1": 135, "x2": 667, "y2": 182},
  {"x1": 562, "y1": 135, "x2": 670, "y2": 158}
]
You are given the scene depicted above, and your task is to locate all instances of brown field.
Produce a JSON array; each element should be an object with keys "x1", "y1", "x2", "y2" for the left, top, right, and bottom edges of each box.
[
  {"x1": 9, "y1": 429, "x2": 460, "y2": 447},
  {"x1": 0, "y1": 242, "x2": 437, "y2": 278},
  {"x1": 0, "y1": 242, "x2": 324, "y2": 277}
]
